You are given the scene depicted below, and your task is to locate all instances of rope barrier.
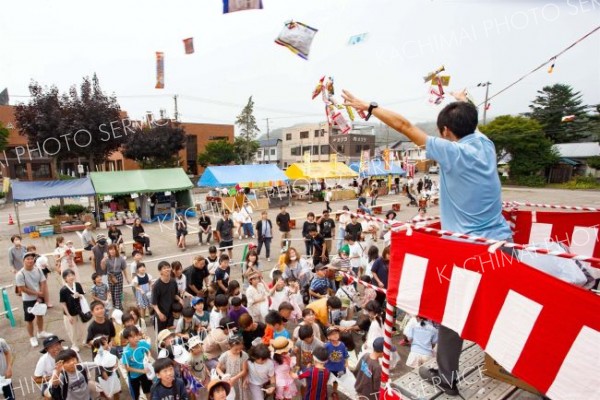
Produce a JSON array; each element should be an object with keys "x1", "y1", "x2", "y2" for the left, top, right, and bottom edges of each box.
[{"x1": 343, "y1": 211, "x2": 600, "y2": 268}]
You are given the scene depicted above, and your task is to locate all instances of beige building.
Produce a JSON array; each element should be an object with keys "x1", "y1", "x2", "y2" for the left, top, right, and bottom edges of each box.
[{"x1": 280, "y1": 122, "x2": 331, "y2": 169}]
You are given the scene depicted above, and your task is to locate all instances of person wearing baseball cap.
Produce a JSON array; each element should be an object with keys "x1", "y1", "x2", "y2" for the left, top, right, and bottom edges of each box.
[{"x1": 354, "y1": 337, "x2": 394, "y2": 400}]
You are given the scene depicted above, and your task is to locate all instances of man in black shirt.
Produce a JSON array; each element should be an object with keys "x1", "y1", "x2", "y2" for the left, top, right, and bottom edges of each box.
[
  {"x1": 345, "y1": 214, "x2": 363, "y2": 242},
  {"x1": 238, "y1": 313, "x2": 266, "y2": 351},
  {"x1": 86, "y1": 301, "x2": 116, "y2": 348},
  {"x1": 198, "y1": 210, "x2": 212, "y2": 245},
  {"x1": 255, "y1": 211, "x2": 274, "y2": 261},
  {"x1": 186, "y1": 256, "x2": 210, "y2": 296},
  {"x1": 215, "y1": 210, "x2": 234, "y2": 257},
  {"x1": 151, "y1": 261, "x2": 183, "y2": 331},
  {"x1": 276, "y1": 206, "x2": 291, "y2": 250},
  {"x1": 308, "y1": 226, "x2": 328, "y2": 267},
  {"x1": 317, "y1": 210, "x2": 336, "y2": 255}
]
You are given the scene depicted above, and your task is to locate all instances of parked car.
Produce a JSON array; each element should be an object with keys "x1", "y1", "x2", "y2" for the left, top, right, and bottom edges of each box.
[{"x1": 428, "y1": 165, "x2": 439, "y2": 174}]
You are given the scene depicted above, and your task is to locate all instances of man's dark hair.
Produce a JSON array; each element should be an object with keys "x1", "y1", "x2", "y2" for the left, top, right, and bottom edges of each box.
[
  {"x1": 214, "y1": 294, "x2": 229, "y2": 307},
  {"x1": 182, "y1": 307, "x2": 195, "y2": 318},
  {"x1": 249, "y1": 344, "x2": 271, "y2": 361},
  {"x1": 265, "y1": 310, "x2": 283, "y2": 326},
  {"x1": 153, "y1": 358, "x2": 174, "y2": 374},
  {"x1": 90, "y1": 300, "x2": 104, "y2": 312},
  {"x1": 171, "y1": 302, "x2": 183, "y2": 313},
  {"x1": 278, "y1": 302, "x2": 293, "y2": 312},
  {"x1": 122, "y1": 326, "x2": 140, "y2": 339},
  {"x1": 219, "y1": 316, "x2": 236, "y2": 331},
  {"x1": 298, "y1": 324, "x2": 314, "y2": 340},
  {"x1": 326, "y1": 296, "x2": 342, "y2": 310},
  {"x1": 312, "y1": 346, "x2": 329, "y2": 363},
  {"x1": 436, "y1": 101, "x2": 478, "y2": 139},
  {"x1": 55, "y1": 349, "x2": 78, "y2": 364},
  {"x1": 122, "y1": 314, "x2": 134, "y2": 325},
  {"x1": 231, "y1": 297, "x2": 242, "y2": 307},
  {"x1": 157, "y1": 261, "x2": 171, "y2": 271}
]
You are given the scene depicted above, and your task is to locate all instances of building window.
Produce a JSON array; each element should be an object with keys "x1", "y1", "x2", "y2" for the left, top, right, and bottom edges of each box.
[
  {"x1": 291, "y1": 146, "x2": 301, "y2": 156},
  {"x1": 312, "y1": 145, "x2": 319, "y2": 155},
  {"x1": 284, "y1": 162, "x2": 288, "y2": 168},
  {"x1": 320, "y1": 145, "x2": 330, "y2": 155},
  {"x1": 270, "y1": 148, "x2": 276, "y2": 156},
  {"x1": 337, "y1": 145, "x2": 345, "y2": 153},
  {"x1": 355, "y1": 145, "x2": 362, "y2": 154},
  {"x1": 302, "y1": 146, "x2": 311, "y2": 154},
  {"x1": 15, "y1": 164, "x2": 27, "y2": 179},
  {"x1": 300, "y1": 131, "x2": 309, "y2": 139},
  {"x1": 209, "y1": 136, "x2": 227, "y2": 141},
  {"x1": 314, "y1": 130, "x2": 320, "y2": 137},
  {"x1": 116, "y1": 160, "x2": 123, "y2": 171},
  {"x1": 257, "y1": 150, "x2": 263, "y2": 158},
  {"x1": 286, "y1": 133, "x2": 292, "y2": 141},
  {"x1": 32, "y1": 163, "x2": 52, "y2": 179},
  {"x1": 321, "y1": 129, "x2": 325, "y2": 137}
]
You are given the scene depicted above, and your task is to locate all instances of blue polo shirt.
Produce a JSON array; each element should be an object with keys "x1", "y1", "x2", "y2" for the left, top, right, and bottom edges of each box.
[{"x1": 426, "y1": 132, "x2": 512, "y2": 241}]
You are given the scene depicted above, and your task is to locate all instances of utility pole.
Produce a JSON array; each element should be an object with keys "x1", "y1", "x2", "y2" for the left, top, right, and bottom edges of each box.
[
  {"x1": 173, "y1": 94, "x2": 179, "y2": 121},
  {"x1": 477, "y1": 82, "x2": 491, "y2": 125},
  {"x1": 266, "y1": 118, "x2": 270, "y2": 164}
]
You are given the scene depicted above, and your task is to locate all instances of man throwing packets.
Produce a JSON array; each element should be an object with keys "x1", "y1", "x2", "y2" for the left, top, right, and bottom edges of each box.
[{"x1": 343, "y1": 89, "x2": 512, "y2": 396}]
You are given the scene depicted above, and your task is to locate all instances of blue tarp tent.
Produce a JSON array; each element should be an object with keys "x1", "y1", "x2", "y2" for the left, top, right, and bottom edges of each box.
[
  {"x1": 198, "y1": 164, "x2": 289, "y2": 187},
  {"x1": 349, "y1": 160, "x2": 406, "y2": 177},
  {"x1": 11, "y1": 178, "x2": 96, "y2": 201}
]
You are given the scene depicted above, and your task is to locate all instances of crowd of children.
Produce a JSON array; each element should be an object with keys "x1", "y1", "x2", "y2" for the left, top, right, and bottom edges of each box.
[{"x1": 7, "y1": 202, "x2": 443, "y2": 400}]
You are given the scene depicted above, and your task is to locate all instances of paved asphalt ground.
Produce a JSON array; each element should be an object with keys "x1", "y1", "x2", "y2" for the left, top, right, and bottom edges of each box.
[{"x1": 0, "y1": 179, "x2": 598, "y2": 399}]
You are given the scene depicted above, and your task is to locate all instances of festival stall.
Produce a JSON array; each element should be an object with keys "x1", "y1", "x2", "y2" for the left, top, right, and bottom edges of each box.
[
  {"x1": 90, "y1": 168, "x2": 194, "y2": 223},
  {"x1": 11, "y1": 178, "x2": 97, "y2": 236},
  {"x1": 198, "y1": 164, "x2": 290, "y2": 210},
  {"x1": 285, "y1": 161, "x2": 358, "y2": 201},
  {"x1": 349, "y1": 159, "x2": 405, "y2": 195}
]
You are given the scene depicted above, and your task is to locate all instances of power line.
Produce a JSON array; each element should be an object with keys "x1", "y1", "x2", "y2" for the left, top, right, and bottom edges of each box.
[{"x1": 480, "y1": 24, "x2": 600, "y2": 106}]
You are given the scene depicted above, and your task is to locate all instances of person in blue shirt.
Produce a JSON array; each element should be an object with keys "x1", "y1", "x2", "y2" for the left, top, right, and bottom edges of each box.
[
  {"x1": 342, "y1": 89, "x2": 511, "y2": 397},
  {"x1": 325, "y1": 326, "x2": 348, "y2": 399},
  {"x1": 121, "y1": 326, "x2": 152, "y2": 400}
]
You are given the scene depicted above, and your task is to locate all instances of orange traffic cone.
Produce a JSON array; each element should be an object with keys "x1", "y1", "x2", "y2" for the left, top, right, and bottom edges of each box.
[{"x1": 8, "y1": 214, "x2": 14, "y2": 225}]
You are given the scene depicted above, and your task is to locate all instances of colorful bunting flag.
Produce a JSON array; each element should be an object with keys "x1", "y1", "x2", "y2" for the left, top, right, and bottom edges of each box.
[
  {"x1": 155, "y1": 52, "x2": 165, "y2": 89},
  {"x1": 183, "y1": 38, "x2": 194, "y2": 54},
  {"x1": 275, "y1": 20, "x2": 318, "y2": 60},
  {"x1": 223, "y1": 0, "x2": 263, "y2": 13}
]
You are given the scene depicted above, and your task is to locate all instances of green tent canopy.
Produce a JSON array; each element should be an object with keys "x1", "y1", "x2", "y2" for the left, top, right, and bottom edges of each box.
[{"x1": 90, "y1": 168, "x2": 193, "y2": 195}]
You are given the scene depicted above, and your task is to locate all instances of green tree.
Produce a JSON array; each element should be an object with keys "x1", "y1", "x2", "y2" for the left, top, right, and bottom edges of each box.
[
  {"x1": 480, "y1": 115, "x2": 558, "y2": 180},
  {"x1": 0, "y1": 122, "x2": 9, "y2": 153},
  {"x1": 197, "y1": 140, "x2": 236, "y2": 167},
  {"x1": 526, "y1": 83, "x2": 594, "y2": 143},
  {"x1": 122, "y1": 121, "x2": 186, "y2": 169},
  {"x1": 234, "y1": 96, "x2": 260, "y2": 164}
]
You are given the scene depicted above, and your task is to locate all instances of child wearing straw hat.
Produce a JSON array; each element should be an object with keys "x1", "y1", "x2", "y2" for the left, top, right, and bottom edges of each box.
[{"x1": 271, "y1": 337, "x2": 298, "y2": 400}]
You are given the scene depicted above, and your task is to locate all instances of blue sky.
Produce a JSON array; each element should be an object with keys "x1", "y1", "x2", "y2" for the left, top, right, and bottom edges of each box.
[{"x1": 1, "y1": 0, "x2": 599, "y2": 132}]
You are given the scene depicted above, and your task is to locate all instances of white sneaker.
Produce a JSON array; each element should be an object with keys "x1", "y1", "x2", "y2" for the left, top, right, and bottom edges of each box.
[
  {"x1": 267, "y1": 258, "x2": 271, "y2": 262},
  {"x1": 239, "y1": 235, "x2": 243, "y2": 240},
  {"x1": 30, "y1": 337, "x2": 39, "y2": 347},
  {"x1": 37, "y1": 331, "x2": 53, "y2": 339}
]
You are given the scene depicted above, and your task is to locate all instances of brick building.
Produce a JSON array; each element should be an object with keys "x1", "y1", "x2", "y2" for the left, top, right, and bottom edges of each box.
[{"x1": 0, "y1": 105, "x2": 233, "y2": 180}]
